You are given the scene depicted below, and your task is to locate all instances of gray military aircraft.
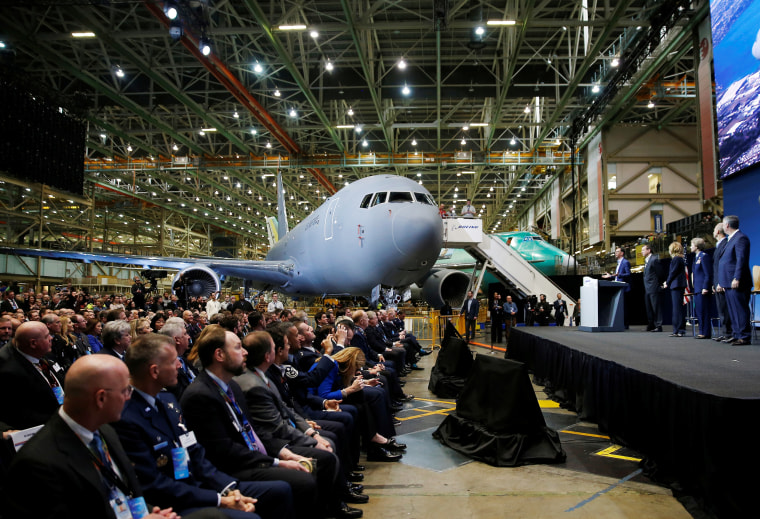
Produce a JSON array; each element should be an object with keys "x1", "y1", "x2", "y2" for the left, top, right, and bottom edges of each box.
[{"x1": 1, "y1": 174, "x2": 469, "y2": 307}]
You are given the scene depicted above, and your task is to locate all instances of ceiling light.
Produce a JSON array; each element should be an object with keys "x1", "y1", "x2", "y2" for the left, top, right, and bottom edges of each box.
[
  {"x1": 592, "y1": 84, "x2": 600, "y2": 93},
  {"x1": 355, "y1": 125, "x2": 362, "y2": 133},
  {"x1": 475, "y1": 26, "x2": 485, "y2": 36},
  {"x1": 0, "y1": 42, "x2": 5, "y2": 49},
  {"x1": 250, "y1": 129, "x2": 257, "y2": 135},
  {"x1": 362, "y1": 139, "x2": 368, "y2": 147},
  {"x1": 347, "y1": 107, "x2": 354, "y2": 116},
  {"x1": 470, "y1": 122, "x2": 488, "y2": 127},
  {"x1": 611, "y1": 57, "x2": 620, "y2": 67},
  {"x1": 411, "y1": 139, "x2": 417, "y2": 146},
  {"x1": 398, "y1": 58, "x2": 407, "y2": 70},
  {"x1": 164, "y1": 1, "x2": 178, "y2": 20},
  {"x1": 278, "y1": 24, "x2": 307, "y2": 31},
  {"x1": 402, "y1": 84, "x2": 410, "y2": 96},
  {"x1": 647, "y1": 100, "x2": 655, "y2": 108},
  {"x1": 461, "y1": 138, "x2": 466, "y2": 145},
  {"x1": 199, "y1": 131, "x2": 205, "y2": 136},
  {"x1": 266, "y1": 142, "x2": 272, "y2": 148},
  {"x1": 233, "y1": 111, "x2": 239, "y2": 118},
  {"x1": 274, "y1": 89, "x2": 281, "y2": 97},
  {"x1": 71, "y1": 32, "x2": 96, "y2": 38},
  {"x1": 310, "y1": 30, "x2": 319, "y2": 38},
  {"x1": 127, "y1": 145, "x2": 132, "y2": 152},
  {"x1": 289, "y1": 108, "x2": 297, "y2": 117},
  {"x1": 524, "y1": 106, "x2": 531, "y2": 113},
  {"x1": 201, "y1": 128, "x2": 217, "y2": 132},
  {"x1": 199, "y1": 37, "x2": 212, "y2": 56},
  {"x1": 462, "y1": 125, "x2": 469, "y2": 131},
  {"x1": 253, "y1": 61, "x2": 263, "y2": 73},
  {"x1": 325, "y1": 60, "x2": 334, "y2": 72},
  {"x1": 336, "y1": 124, "x2": 355, "y2": 129},
  {"x1": 486, "y1": 20, "x2": 516, "y2": 26},
  {"x1": 114, "y1": 66, "x2": 125, "y2": 78},
  {"x1": 510, "y1": 138, "x2": 516, "y2": 145},
  {"x1": 172, "y1": 143, "x2": 179, "y2": 151}
]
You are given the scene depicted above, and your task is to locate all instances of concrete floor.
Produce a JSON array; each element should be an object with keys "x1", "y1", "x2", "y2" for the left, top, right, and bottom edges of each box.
[{"x1": 355, "y1": 337, "x2": 693, "y2": 519}]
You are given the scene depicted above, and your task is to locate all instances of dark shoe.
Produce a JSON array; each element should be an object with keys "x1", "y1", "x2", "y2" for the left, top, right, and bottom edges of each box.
[
  {"x1": 732, "y1": 339, "x2": 751, "y2": 346},
  {"x1": 712, "y1": 336, "x2": 726, "y2": 342},
  {"x1": 722, "y1": 337, "x2": 738, "y2": 344},
  {"x1": 390, "y1": 403, "x2": 403, "y2": 412},
  {"x1": 347, "y1": 471, "x2": 364, "y2": 482},
  {"x1": 335, "y1": 503, "x2": 363, "y2": 518},
  {"x1": 399, "y1": 380, "x2": 406, "y2": 387},
  {"x1": 398, "y1": 394, "x2": 415, "y2": 402},
  {"x1": 344, "y1": 490, "x2": 369, "y2": 504},
  {"x1": 676, "y1": 333, "x2": 685, "y2": 337},
  {"x1": 668, "y1": 333, "x2": 680, "y2": 337},
  {"x1": 695, "y1": 335, "x2": 710, "y2": 339},
  {"x1": 384, "y1": 438, "x2": 407, "y2": 451},
  {"x1": 349, "y1": 483, "x2": 364, "y2": 493},
  {"x1": 649, "y1": 327, "x2": 662, "y2": 332},
  {"x1": 409, "y1": 365, "x2": 424, "y2": 371},
  {"x1": 367, "y1": 445, "x2": 402, "y2": 462},
  {"x1": 353, "y1": 464, "x2": 366, "y2": 471},
  {"x1": 391, "y1": 418, "x2": 402, "y2": 426},
  {"x1": 419, "y1": 349, "x2": 433, "y2": 356}
]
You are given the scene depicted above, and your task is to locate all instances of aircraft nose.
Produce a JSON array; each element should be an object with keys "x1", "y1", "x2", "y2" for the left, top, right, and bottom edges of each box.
[{"x1": 391, "y1": 206, "x2": 443, "y2": 258}]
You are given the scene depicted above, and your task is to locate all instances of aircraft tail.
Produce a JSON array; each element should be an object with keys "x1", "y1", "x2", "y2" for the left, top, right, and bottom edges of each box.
[
  {"x1": 266, "y1": 217, "x2": 279, "y2": 247},
  {"x1": 277, "y1": 171, "x2": 288, "y2": 239}
]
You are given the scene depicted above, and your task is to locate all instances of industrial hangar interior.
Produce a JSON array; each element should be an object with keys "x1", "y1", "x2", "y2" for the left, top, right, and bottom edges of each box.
[{"x1": 2, "y1": 1, "x2": 757, "y2": 519}]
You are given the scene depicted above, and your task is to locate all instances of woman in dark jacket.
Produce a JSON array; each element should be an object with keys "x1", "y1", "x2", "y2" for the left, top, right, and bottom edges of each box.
[{"x1": 663, "y1": 241, "x2": 687, "y2": 337}]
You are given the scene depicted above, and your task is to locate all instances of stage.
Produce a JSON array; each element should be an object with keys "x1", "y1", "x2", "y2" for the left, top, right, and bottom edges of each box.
[{"x1": 506, "y1": 326, "x2": 760, "y2": 518}]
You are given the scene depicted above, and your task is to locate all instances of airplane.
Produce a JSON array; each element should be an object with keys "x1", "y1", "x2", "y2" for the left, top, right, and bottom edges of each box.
[
  {"x1": 434, "y1": 231, "x2": 576, "y2": 288},
  {"x1": 0, "y1": 174, "x2": 470, "y2": 308}
]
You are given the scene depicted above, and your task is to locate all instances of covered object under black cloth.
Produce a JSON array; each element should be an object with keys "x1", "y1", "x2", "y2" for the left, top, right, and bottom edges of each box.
[
  {"x1": 433, "y1": 354, "x2": 565, "y2": 466},
  {"x1": 428, "y1": 320, "x2": 474, "y2": 398}
]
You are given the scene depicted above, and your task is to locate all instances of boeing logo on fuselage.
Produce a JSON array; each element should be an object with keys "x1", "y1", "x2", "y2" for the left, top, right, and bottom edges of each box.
[{"x1": 453, "y1": 224, "x2": 480, "y2": 230}]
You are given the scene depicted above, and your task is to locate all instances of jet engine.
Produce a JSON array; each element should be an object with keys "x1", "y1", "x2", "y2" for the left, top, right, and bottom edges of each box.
[
  {"x1": 171, "y1": 265, "x2": 222, "y2": 298},
  {"x1": 414, "y1": 268, "x2": 471, "y2": 309}
]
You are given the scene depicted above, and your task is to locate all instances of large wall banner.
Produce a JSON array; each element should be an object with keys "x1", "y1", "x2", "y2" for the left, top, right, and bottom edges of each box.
[{"x1": 587, "y1": 132, "x2": 604, "y2": 244}]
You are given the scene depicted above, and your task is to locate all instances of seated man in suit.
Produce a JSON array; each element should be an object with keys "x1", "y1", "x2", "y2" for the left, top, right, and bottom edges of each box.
[
  {"x1": 113, "y1": 333, "x2": 293, "y2": 518},
  {"x1": 0, "y1": 321, "x2": 65, "y2": 437},
  {"x1": 159, "y1": 318, "x2": 197, "y2": 399},
  {"x1": 2, "y1": 354, "x2": 225, "y2": 519},
  {"x1": 235, "y1": 331, "x2": 366, "y2": 506},
  {"x1": 181, "y1": 325, "x2": 362, "y2": 519},
  {"x1": 98, "y1": 320, "x2": 132, "y2": 360}
]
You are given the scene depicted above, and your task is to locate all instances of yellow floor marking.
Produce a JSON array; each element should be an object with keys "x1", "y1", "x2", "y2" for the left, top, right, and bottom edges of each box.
[
  {"x1": 397, "y1": 407, "x2": 457, "y2": 421},
  {"x1": 594, "y1": 445, "x2": 642, "y2": 462},
  {"x1": 413, "y1": 397, "x2": 457, "y2": 405},
  {"x1": 538, "y1": 399, "x2": 560, "y2": 408},
  {"x1": 559, "y1": 430, "x2": 611, "y2": 440}
]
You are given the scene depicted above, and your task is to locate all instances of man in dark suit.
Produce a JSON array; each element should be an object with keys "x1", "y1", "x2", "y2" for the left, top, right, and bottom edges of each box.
[
  {"x1": 159, "y1": 318, "x2": 197, "y2": 399},
  {"x1": 712, "y1": 223, "x2": 732, "y2": 341},
  {"x1": 641, "y1": 244, "x2": 665, "y2": 332},
  {"x1": 131, "y1": 276, "x2": 147, "y2": 310},
  {"x1": 534, "y1": 294, "x2": 553, "y2": 326},
  {"x1": 717, "y1": 215, "x2": 752, "y2": 345},
  {"x1": 552, "y1": 294, "x2": 568, "y2": 326},
  {"x1": 180, "y1": 325, "x2": 362, "y2": 519},
  {"x1": 235, "y1": 331, "x2": 366, "y2": 507},
  {"x1": 2, "y1": 354, "x2": 213, "y2": 519},
  {"x1": 461, "y1": 290, "x2": 480, "y2": 342},
  {"x1": 0, "y1": 291, "x2": 19, "y2": 314},
  {"x1": 690, "y1": 237, "x2": 714, "y2": 339},
  {"x1": 114, "y1": 333, "x2": 293, "y2": 518},
  {"x1": 490, "y1": 292, "x2": 504, "y2": 343},
  {"x1": 603, "y1": 246, "x2": 632, "y2": 327},
  {"x1": 98, "y1": 320, "x2": 132, "y2": 360},
  {"x1": 0, "y1": 321, "x2": 64, "y2": 436}
]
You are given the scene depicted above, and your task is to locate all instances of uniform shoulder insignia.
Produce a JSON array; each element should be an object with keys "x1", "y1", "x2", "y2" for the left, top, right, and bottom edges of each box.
[{"x1": 284, "y1": 365, "x2": 299, "y2": 379}]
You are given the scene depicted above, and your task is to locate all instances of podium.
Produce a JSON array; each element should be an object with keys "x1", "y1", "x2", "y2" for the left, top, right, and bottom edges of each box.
[{"x1": 578, "y1": 277, "x2": 626, "y2": 332}]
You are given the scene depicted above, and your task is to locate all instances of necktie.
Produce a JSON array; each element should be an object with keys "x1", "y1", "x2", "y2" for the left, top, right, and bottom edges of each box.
[
  {"x1": 90, "y1": 431, "x2": 110, "y2": 467},
  {"x1": 37, "y1": 359, "x2": 60, "y2": 388},
  {"x1": 179, "y1": 358, "x2": 195, "y2": 381},
  {"x1": 225, "y1": 387, "x2": 267, "y2": 454}
]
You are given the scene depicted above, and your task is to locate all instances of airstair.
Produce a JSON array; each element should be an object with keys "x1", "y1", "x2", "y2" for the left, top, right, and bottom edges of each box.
[{"x1": 443, "y1": 218, "x2": 576, "y2": 314}]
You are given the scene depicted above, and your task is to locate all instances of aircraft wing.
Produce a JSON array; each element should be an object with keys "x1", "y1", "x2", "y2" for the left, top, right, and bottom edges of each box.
[{"x1": 0, "y1": 247, "x2": 294, "y2": 288}]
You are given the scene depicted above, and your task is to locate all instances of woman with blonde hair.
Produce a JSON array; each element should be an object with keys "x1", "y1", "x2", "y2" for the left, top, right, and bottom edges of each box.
[
  {"x1": 311, "y1": 347, "x2": 405, "y2": 461},
  {"x1": 130, "y1": 317, "x2": 152, "y2": 340},
  {"x1": 663, "y1": 241, "x2": 687, "y2": 337}
]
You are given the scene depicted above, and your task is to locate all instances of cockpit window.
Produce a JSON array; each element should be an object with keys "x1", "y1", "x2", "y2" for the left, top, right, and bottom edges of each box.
[
  {"x1": 360, "y1": 194, "x2": 372, "y2": 208},
  {"x1": 371, "y1": 192, "x2": 387, "y2": 206},
  {"x1": 414, "y1": 192, "x2": 435, "y2": 205},
  {"x1": 388, "y1": 191, "x2": 413, "y2": 203}
]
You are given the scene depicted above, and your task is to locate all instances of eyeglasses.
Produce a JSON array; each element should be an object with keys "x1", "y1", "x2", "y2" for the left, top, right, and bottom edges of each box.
[{"x1": 105, "y1": 385, "x2": 133, "y2": 398}]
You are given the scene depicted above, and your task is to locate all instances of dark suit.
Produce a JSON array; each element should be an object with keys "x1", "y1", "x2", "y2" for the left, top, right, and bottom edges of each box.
[
  {"x1": 167, "y1": 357, "x2": 197, "y2": 400},
  {"x1": 461, "y1": 297, "x2": 480, "y2": 342},
  {"x1": 97, "y1": 346, "x2": 125, "y2": 360},
  {"x1": 712, "y1": 238, "x2": 732, "y2": 337},
  {"x1": 666, "y1": 256, "x2": 687, "y2": 335},
  {"x1": 114, "y1": 391, "x2": 292, "y2": 518},
  {"x1": 718, "y1": 230, "x2": 752, "y2": 341},
  {"x1": 0, "y1": 346, "x2": 63, "y2": 433},
  {"x1": 3, "y1": 414, "x2": 142, "y2": 519},
  {"x1": 643, "y1": 254, "x2": 665, "y2": 330},
  {"x1": 692, "y1": 250, "x2": 713, "y2": 337},
  {"x1": 180, "y1": 371, "x2": 318, "y2": 518},
  {"x1": 552, "y1": 299, "x2": 568, "y2": 326},
  {"x1": 490, "y1": 298, "x2": 504, "y2": 342}
]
